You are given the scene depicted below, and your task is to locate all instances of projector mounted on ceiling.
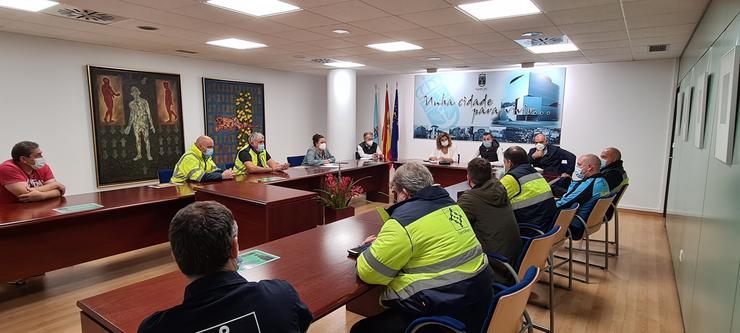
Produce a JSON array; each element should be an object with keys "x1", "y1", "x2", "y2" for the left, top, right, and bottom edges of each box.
[{"x1": 41, "y1": 6, "x2": 127, "y2": 25}]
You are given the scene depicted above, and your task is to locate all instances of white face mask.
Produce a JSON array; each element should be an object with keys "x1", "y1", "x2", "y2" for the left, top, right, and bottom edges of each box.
[
  {"x1": 441, "y1": 140, "x2": 449, "y2": 147},
  {"x1": 31, "y1": 157, "x2": 46, "y2": 170},
  {"x1": 365, "y1": 140, "x2": 374, "y2": 146},
  {"x1": 535, "y1": 143, "x2": 545, "y2": 151},
  {"x1": 319, "y1": 143, "x2": 327, "y2": 150}
]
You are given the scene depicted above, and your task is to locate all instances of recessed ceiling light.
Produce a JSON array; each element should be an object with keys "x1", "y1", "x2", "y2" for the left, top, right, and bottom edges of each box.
[
  {"x1": 520, "y1": 31, "x2": 542, "y2": 38},
  {"x1": 332, "y1": 29, "x2": 350, "y2": 35},
  {"x1": 137, "y1": 25, "x2": 158, "y2": 31},
  {"x1": 207, "y1": 38, "x2": 267, "y2": 50},
  {"x1": 206, "y1": 0, "x2": 301, "y2": 17},
  {"x1": 0, "y1": 0, "x2": 58, "y2": 12},
  {"x1": 427, "y1": 57, "x2": 441, "y2": 61},
  {"x1": 516, "y1": 35, "x2": 579, "y2": 54},
  {"x1": 367, "y1": 41, "x2": 423, "y2": 52},
  {"x1": 324, "y1": 61, "x2": 365, "y2": 68},
  {"x1": 457, "y1": 0, "x2": 540, "y2": 21}
]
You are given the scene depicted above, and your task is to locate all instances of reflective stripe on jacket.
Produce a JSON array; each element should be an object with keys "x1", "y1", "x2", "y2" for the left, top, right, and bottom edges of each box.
[
  {"x1": 500, "y1": 163, "x2": 557, "y2": 229},
  {"x1": 171, "y1": 143, "x2": 219, "y2": 183},
  {"x1": 233, "y1": 145, "x2": 268, "y2": 176}
]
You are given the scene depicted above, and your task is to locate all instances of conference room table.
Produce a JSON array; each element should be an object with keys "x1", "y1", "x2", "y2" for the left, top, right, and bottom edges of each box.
[
  {"x1": 0, "y1": 160, "x2": 391, "y2": 282},
  {"x1": 393, "y1": 159, "x2": 468, "y2": 187},
  {"x1": 77, "y1": 210, "x2": 385, "y2": 333}
]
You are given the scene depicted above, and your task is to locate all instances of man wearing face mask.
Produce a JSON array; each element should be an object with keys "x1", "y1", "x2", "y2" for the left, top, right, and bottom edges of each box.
[
  {"x1": 500, "y1": 146, "x2": 557, "y2": 231},
  {"x1": 139, "y1": 201, "x2": 313, "y2": 333},
  {"x1": 556, "y1": 154, "x2": 610, "y2": 240},
  {"x1": 233, "y1": 132, "x2": 289, "y2": 176},
  {"x1": 352, "y1": 162, "x2": 493, "y2": 333},
  {"x1": 171, "y1": 135, "x2": 234, "y2": 183},
  {"x1": 528, "y1": 133, "x2": 576, "y2": 195},
  {"x1": 457, "y1": 158, "x2": 521, "y2": 283},
  {"x1": 599, "y1": 147, "x2": 629, "y2": 193},
  {"x1": 356, "y1": 131, "x2": 383, "y2": 160},
  {"x1": 475, "y1": 132, "x2": 500, "y2": 162},
  {"x1": 0, "y1": 141, "x2": 66, "y2": 204}
]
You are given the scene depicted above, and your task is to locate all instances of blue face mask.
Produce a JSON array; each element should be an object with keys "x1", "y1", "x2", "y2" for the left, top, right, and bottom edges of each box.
[
  {"x1": 204, "y1": 148, "x2": 214, "y2": 157},
  {"x1": 482, "y1": 141, "x2": 492, "y2": 148},
  {"x1": 600, "y1": 159, "x2": 607, "y2": 169},
  {"x1": 574, "y1": 167, "x2": 585, "y2": 180},
  {"x1": 257, "y1": 143, "x2": 265, "y2": 153}
]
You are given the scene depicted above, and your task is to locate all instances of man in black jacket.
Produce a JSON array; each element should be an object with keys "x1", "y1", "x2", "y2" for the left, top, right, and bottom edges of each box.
[
  {"x1": 599, "y1": 147, "x2": 629, "y2": 193},
  {"x1": 139, "y1": 201, "x2": 313, "y2": 333},
  {"x1": 475, "y1": 132, "x2": 500, "y2": 162},
  {"x1": 458, "y1": 158, "x2": 522, "y2": 282},
  {"x1": 528, "y1": 133, "x2": 576, "y2": 196}
]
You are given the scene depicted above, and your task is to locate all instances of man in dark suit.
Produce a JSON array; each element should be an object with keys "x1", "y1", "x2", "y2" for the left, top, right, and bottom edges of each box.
[{"x1": 528, "y1": 133, "x2": 576, "y2": 196}]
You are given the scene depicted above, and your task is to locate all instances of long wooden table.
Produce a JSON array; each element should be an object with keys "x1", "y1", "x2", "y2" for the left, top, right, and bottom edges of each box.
[
  {"x1": 77, "y1": 211, "x2": 385, "y2": 333},
  {"x1": 0, "y1": 161, "x2": 391, "y2": 282},
  {"x1": 394, "y1": 159, "x2": 468, "y2": 187}
]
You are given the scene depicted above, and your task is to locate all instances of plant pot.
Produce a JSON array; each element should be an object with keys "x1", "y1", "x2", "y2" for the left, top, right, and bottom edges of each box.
[{"x1": 324, "y1": 206, "x2": 355, "y2": 224}]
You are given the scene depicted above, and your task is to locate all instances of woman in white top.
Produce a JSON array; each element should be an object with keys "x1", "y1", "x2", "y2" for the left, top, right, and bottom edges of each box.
[{"x1": 429, "y1": 132, "x2": 457, "y2": 163}]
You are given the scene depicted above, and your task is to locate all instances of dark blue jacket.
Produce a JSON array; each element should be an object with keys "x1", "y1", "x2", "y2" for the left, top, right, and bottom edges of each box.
[
  {"x1": 555, "y1": 174, "x2": 610, "y2": 239},
  {"x1": 138, "y1": 271, "x2": 313, "y2": 333},
  {"x1": 528, "y1": 144, "x2": 576, "y2": 176}
]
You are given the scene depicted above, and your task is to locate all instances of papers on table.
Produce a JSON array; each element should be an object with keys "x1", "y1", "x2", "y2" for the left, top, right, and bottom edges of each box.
[
  {"x1": 53, "y1": 203, "x2": 104, "y2": 214},
  {"x1": 148, "y1": 183, "x2": 180, "y2": 189},
  {"x1": 237, "y1": 250, "x2": 280, "y2": 273},
  {"x1": 319, "y1": 163, "x2": 340, "y2": 168},
  {"x1": 257, "y1": 176, "x2": 285, "y2": 183}
]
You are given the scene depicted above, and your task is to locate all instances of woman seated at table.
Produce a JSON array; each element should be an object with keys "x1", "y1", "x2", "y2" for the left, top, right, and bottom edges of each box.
[
  {"x1": 429, "y1": 132, "x2": 457, "y2": 163},
  {"x1": 303, "y1": 133, "x2": 336, "y2": 166}
]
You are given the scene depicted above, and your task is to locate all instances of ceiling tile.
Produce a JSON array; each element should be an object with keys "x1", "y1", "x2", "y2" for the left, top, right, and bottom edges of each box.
[
  {"x1": 497, "y1": 25, "x2": 563, "y2": 40},
  {"x1": 578, "y1": 39, "x2": 629, "y2": 50},
  {"x1": 273, "y1": 29, "x2": 332, "y2": 41},
  {"x1": 585, "y1": 55, "x2": 633, "y2": 63},
  {"x1": 626, "y1": 10, "x2": 703, "y2": 29},
  {"x1": 532, "y1": 0, "x2": 620, "y2": 12},
  {"x1": 341, "y1": 32, "x2": 395, "y2": 45},
  {"x1": 568, "y1": 30, "x2": 629, "y2": 43},
  {"x1": 268, "y1": 10, "x2": 340, "y2": 28},
  {"x1": 0, "y1": 7, "x2": 33, "y2": 20},
  {"x1": 350, "y1": 16, "x2": 418, "y2": 32},
  {"x1": 428, "y1": 22, "x2": 494, "y2": 37},
  {"x1": 622, "y1": 0, "x2": 709, "y2": 17},
  {"x1": 468, "y1": 40, "x2": 522, "y2": 52},
  {"x1": 558, "y1": 19, "x2": 625, "y2": 35},
  {"x1": 629, "y1": 24, "x2": 696, "y2": 39},
  {"x1": 308, "y1": 1, "x2": 388, "y2": 22},
  {"x1": 580, "y1": 47, "x2": 631, "y2": 57},
  {"x1": 309, "y1": 37, "x2": 358, "y2": 49},
  {"x1": 361, "y1": 0, "x2": 451, "y2": 15},
  {"x1": 286, "y1": 0, "x2": 354, "y2": 9},
  {"x1": 120, "y1": 0, "x2": 199, "y2": 10},
  {"x1": 453, "y1": 32, "x2": 508, "y2": 44},
  {"x1": 415, "y1": 37, "x2": 463, "y2": 48},
  {"x1": 546, "y1": 4, "x2": 623, "y2": 25},
  {"x1": 381, "y1": 28, "x2": 443, "y2": 41},
  {"x1": 400, "y1": 8, "x2": 471, "y2": 27},
  {"x1": 306, "y1": 23, "x2": 374, "y2": 38},
  {"x1": 484, "y1": 14, "x2": 554, "y2": 32}
]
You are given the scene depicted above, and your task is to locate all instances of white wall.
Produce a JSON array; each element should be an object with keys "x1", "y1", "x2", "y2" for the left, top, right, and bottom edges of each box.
[
  {"x1": 327, "y1": 69, "x2": 356, "y2": 160},
  {"x1": 357, "y1": 59, "x2": 677, "y2": 212},
  {"x1": 0, "y1": 31, "x2": 326, "y2": 195}
]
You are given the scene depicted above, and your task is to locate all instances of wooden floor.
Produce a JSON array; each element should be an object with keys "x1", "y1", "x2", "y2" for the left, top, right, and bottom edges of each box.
[{"x1": 0, "y1": 207, "x2": 684, "y2": 333}]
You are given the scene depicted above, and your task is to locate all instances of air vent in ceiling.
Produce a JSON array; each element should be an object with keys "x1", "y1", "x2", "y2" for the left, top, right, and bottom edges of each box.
[
  {"x1": 176, "y1": 49, "x2": 199, "y2": 54},
  {"x1": 310, "y1": 58, "x2": 335, "y2": 64},
  {"x1": 648, "y1": 44, "x2": 669, "y2": 52},
  {"x1": 42, "y1": 6, "x2": 127, "y2": 25}
]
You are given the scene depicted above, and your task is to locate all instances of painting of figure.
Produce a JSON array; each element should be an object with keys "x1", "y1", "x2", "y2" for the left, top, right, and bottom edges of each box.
[{"x1": 88, "y1": 66, "x2": 185, "y2": 186}]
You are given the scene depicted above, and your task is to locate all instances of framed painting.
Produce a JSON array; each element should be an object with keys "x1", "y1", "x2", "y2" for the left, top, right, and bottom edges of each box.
[
  {"x1": 87, "y1": 66, "x2": 185, "y2": 186},
  {"x1": 715, "y1": 46, "x2": 740, "y2": 164},
  {"x1": 694, "y1": 71, "x2": 709, "y2": 149},
  {"x1": 202, "y1": 78, "x2": 265, "y2": 166}
]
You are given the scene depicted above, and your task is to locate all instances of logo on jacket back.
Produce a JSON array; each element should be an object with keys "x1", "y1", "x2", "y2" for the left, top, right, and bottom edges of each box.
[
  {"x1": 445, "y1": 207, "x2": 466, "y2": 231},
  {"x1": 195, "y1": 312, "x2": 260, "y2": 333}
]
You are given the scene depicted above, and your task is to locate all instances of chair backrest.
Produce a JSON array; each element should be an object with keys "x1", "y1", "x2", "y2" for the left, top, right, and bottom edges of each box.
[
  {"x1": 515, "y1": 226, "x2": 560, "y2": 281},
  {"x1": 287, "y1": 155, "x2": 304, "y2": 167},
  {"x1": 157, "y1": 169, "x2": 173, "y2": 184},
  {"x1": 221, "y1": 162, "x2": 235, "y2": 170},
  {"x1": 484, "y1": 266, "x2": 541, "y2": 333},
  {"x1": 612, "y1": 183, "x2": 629, "y2": 207},
  {"x1": 553, "y1": 204, "x2": 579, "y2": 243},
  {"x1": 585, "y1": 194, "x2": 616, "y2": 229}
]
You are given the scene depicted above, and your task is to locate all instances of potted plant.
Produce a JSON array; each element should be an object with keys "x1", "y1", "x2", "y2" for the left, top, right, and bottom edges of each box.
[{"x1": 318, "y1": 172, "x2": 367, "y2": 224}]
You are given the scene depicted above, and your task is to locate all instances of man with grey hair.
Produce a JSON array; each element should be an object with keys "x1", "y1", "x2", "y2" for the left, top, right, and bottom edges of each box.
[
  {"x1": 356, "y1": 131, "x2": 383, "y2": 160},
  {"x1": 352, "y1": 162, "x2": 493, "y2": 333},
  {"x1": 556, "y1": 154, "x2": 610, "y2": 239},
  {"x1": 233, "y1": 132, "x2": 289, "y2": 176}
]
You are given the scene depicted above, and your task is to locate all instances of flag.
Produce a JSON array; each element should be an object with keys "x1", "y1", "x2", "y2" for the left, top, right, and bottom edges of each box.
[
  {"x1": 390, "y1": 83, "x2": 399, "y2": 161},
  {"x1": 381, "y1": 85, "x2": 392, "y2": 158},
  {"x1": 373, "y1": 85, "x2": 379, "y2": 143}
]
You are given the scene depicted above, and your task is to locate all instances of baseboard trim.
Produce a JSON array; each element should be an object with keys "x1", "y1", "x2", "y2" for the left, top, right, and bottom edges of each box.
[{"x1": 619, "y1": 207, "x2": 664, "y2": 217}]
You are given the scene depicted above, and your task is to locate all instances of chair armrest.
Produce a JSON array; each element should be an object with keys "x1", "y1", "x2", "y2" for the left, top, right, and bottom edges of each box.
[
  {"x1": 487, "y1": 252, "x2": 519, "y2": 283},
  {"x1": 405, "y1": 316, "x2": 466, "y2": 333},
  {"x1": 574, "y1": 215, "x2": 587, "y2": 229},
  {"x1": 519, "y1": 224, "x2": 545, "y2": 237}
]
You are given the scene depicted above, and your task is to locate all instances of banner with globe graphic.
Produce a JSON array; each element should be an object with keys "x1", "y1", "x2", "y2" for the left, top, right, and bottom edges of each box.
[{"x1": 413, "y1": 68, "x2": 566, "y2": 144}]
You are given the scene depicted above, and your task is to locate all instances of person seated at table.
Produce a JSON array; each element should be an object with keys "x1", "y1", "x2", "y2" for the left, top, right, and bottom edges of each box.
[
  {"x1": 500, "y1": 146, "x2": 557, "y2": 231},
  {"x1": 599, "y1": 147, "x2": 629, "y2": 193},
  {"x1": 233, "y1": 132, "x2": 289, "y2": 175},
  {"x1": 171, "y1": 136, "x2": 234, "y2": 183},
  {"x1": 139, "y1": 201, "x2": 313, "y2": 333},
  {"x1": 528, "y1": 133, "x2": 575, "y2": 196},
  {"x1": 475, "y1": 132, "x2": 500, "y2": 162},
  {"x1": 556, "y1": 154, "x2": 610, "y2": 240},
  {"x1": 0, "y1": 141, "x2": 65, "y2": 204},
  {"x1": 303, "y1": 133, "x2": 336, "y2": 166},
  {"x1": 356, "y1": 131, "x2": 383, "y2": 160},
  {"x1": 352, "y1": 162, "x2": 493, "y2": 333},
  {"x1": 429, "y1": 132, "x2": 458, "y2": 163},
  {"x1": 458, "y1": 158, "x2": 521, "y2": 283}
]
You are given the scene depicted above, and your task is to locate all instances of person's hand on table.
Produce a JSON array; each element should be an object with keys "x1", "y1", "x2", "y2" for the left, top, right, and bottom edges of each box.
[
  {"x1": 222, "y1": 169, "x2": 235, "y2": 179},
  {"x1": 18, "y1": 188, "x2": 45, "y2": 202},
  {"x1": 323, "y1": 159, "x2": 331, "y2": 164},
  {"x1": 362, "y1": 235, "x2": 377, "y2": 245},
  {"x1": 428, "y1": 156, "x2": 438, "y2": 161}
]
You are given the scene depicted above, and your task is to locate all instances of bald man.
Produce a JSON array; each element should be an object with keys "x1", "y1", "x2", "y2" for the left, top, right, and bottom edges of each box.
[
  {"x1": 556, "y1": 154, "x2": 609, "y2": 239},
  {"x1": 171, "y1": 136, "x2": 234, "y2": 183},
  {"x1": 599, "y1": 147, "x2": 629, "y2": 193}
]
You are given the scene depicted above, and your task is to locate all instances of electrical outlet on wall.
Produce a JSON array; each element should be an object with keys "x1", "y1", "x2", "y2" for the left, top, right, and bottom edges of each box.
[{"x1": 679, "y1": 249, "x2": 684, "y2": 262}]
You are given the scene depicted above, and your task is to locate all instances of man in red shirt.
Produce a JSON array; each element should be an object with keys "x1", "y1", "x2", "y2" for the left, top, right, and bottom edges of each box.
[{"x1": 0, "y1": 141, "x2": 65, "y2": 204}]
